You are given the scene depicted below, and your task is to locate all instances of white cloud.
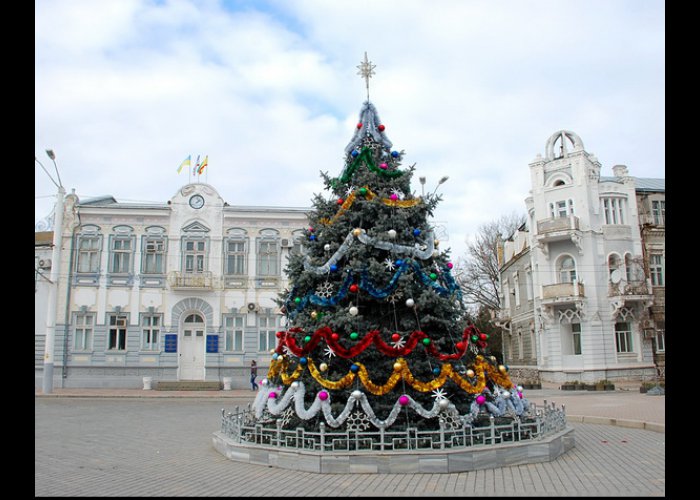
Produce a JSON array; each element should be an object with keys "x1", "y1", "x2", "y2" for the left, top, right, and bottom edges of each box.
[{"x1": 35, "y1": 0, "x2": 664, "y2": 260}]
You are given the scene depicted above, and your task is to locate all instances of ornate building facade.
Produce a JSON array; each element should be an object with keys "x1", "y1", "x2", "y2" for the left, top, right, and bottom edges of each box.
[
  {"x1": 35, "y1": 183, "x2": 309, "y2": 388},
  {"x1": 498, "y1": 131, "x2": 665, "y2": 383}
]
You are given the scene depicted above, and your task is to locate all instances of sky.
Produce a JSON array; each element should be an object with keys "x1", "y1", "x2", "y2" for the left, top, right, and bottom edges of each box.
[{"x1": 35, "y1": 0, "x2": 664, "y2": 260}]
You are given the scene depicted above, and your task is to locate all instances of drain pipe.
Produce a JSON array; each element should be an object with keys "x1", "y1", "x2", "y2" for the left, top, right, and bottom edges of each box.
[{"x1": 61, "y1": 193, "x2": 79, "y2": 387}]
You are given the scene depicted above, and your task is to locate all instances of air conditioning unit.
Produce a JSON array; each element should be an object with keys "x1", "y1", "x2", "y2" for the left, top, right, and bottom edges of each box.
[
  {"x1": 281, "y1": 238, "x2": 292, "y2": 248},
  {"x1": 38, "y1": 259, "x2": 52, "y2": 269}
]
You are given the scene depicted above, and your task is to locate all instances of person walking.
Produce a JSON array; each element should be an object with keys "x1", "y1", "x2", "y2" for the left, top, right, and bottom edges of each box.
[{"x1": 250, "y1": 360, "x2": 258, "y2": 390}]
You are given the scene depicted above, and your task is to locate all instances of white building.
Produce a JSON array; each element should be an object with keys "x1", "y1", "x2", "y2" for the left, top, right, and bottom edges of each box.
[
  {"x1": 498, "y1": 130, "x2": 664, "y2": 383},
  {"x1": 35, "y1": 183, "x2": 309, "y2": 388}
]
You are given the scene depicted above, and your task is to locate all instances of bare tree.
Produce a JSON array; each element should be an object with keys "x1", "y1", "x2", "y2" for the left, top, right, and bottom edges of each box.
[{"x1": 454, "y1": 212, "x2": 527, "y2": 314}]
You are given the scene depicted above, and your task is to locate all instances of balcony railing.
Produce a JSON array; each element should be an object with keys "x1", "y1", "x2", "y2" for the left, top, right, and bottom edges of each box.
[
  {"x1": 608, "y1": 281, "x2": 651, "y2": 297},
  {"x1": 542, "y1": 282, "x2": 584, "y2": 301},
  {"x1": 168, "y1": 271, "x2": 214, "y2": 289},
  {"x1": 537, "y1": 215, "x2": 580, "y2": 235}
]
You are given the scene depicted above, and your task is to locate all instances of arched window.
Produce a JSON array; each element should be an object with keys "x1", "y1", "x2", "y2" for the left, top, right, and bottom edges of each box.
[
  {"x1": 608, "y1": 253, "x2": 622, "y2": 279},
  {"x1": 184, "y1": 313, "x2": 204, "y2": 324},
  {"x1": 554, "y1": 179, "x2": 565, "y2": 187},
  {"x1": 558, "y1": 256, "x2": 577, "y2": 283}
]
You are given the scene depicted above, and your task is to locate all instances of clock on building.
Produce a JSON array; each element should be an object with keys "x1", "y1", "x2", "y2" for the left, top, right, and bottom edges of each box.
[{"x1": 189, "y1": 194, "x2": 205, "y2": 209}]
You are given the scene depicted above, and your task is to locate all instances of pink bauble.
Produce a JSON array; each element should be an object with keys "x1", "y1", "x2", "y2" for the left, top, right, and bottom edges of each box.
[
  {"x1": 380, "y1": 162, "x2": 388, "y2": 169},
  {"x1": 518, "y1": 392, "x2": 523, "y2": 399},
  {"x1": 399, "y1": 395, "x2": 410, "y2": 406},
  {"x1": 390, "y1": 193, "x2": 398, "y2": 201},
  {"x1": 318, "y1": 390, "x2": 329, "y2": 401},
  {"x1": 476, "y1": 395, "x2": 486, "y2": 405},
  {"x1": 269, "y1": 391, "x2": 277, "y2": 399},
  {"x1": 447, "y1": 262, "x2": 454, "y2": 269}
]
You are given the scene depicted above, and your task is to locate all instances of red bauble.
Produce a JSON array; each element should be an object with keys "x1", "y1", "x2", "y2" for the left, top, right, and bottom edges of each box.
[
  {"x1": 378, "y1": 124, "x2": 385, "y2": 131},
  {"x1": 391, "y1": 333, "x2": 400, "y2": 342},
  {"x1": 349, "y1": 284, "x2": 359, "y2": 293},
  {"x1": 276, "y1": 331, "x2": 283, "y2": 338},
  {"x1": 455, "y1": 341, "x2": 465, "y2": 350},
  {"x1": 356, "y1": 122, "x2": 363, "y2": 129},
  {"x1": 337, "y1": 198, "x2": 344, "y2": 205},
  {"x1": 331, "y1": 333, "x2": 339, "y2": 341},
  {"x1": 479, "y1": 333, "x2": 487, "y2": 340}
]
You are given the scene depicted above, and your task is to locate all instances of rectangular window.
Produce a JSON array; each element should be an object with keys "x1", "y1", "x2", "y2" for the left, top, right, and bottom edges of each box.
[
  {"x1": 111, "y1": 237, "x2": 132, "y2": 274},
  {"x1": 258, "y1": 315, "x2": 278, "y2": 351},
  {"x1": 224, "y1": 315, "x2": 244, "y2": 351},
  {"x1": 184, "y1": 240, "x2": 206, "y2": 273},
  {"x1": 258, "y1": 241, "x2": 279, "y2": 276},
  {"x1": 225, "y1": 240, "x2": 247, "y2": 275},
  {"x1": 655, "y1": 329, "x2": 665, "y2": 353},
  {"x1": 525, "y1": 269, "x2": 533, "y2": 301},
  {"x1": 143, "y1": 238, "x2": 165, "y2": 274},
  {"x1": 615, "y1": 322, "x2": 633, "y2": 353},
  {"x1": 650, "y1": 254, "x2": 664, "y2": 286},
  {"x1": 74, "y1": 313, "x2": 94, "y2": 351},
  {"x1": 108, "y1": 314, "x2": 128, "y2": 350},
  {"x1": 571, "y1": 323, "x2": 582, "y2": 355},
  {"x1": 77, "y1": 236, "x2": 100, "y2": 273},
  {"x1": 141, "y1": 315, "x2": 160, "y2": 350},
  {"x1": 556, "y1": 201, "x2": 567, "y2": 218},
  {"x1": 603, "y1": 199, "x2": 611, "y2": 224},
  {"x1": 652, "y1": 200, "x2": 665, "y2": 226},
  {"x1": 513, "y1": 273, "x2": 520, "y2": 307}
]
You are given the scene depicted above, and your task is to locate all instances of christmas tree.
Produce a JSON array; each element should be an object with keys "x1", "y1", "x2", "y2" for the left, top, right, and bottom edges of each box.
[{"x1": 251, "y1": 54, "x2": 529, "y2": 436}]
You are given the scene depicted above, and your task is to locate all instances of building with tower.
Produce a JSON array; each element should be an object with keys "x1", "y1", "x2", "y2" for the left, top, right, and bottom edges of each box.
[
  {"x1": 35, "y1": 182, "x2": 309, "y2": 388},
  {"x1": 497, "y1": 130, "x2": 665, "y2": 384}
]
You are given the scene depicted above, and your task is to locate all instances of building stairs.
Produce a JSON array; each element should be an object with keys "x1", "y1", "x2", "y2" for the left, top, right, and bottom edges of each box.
[{"x1": 155, "y1": 380, "x2": 222, "y2": 391}]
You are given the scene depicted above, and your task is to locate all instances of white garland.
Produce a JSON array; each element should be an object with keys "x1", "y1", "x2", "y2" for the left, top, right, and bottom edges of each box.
[
  {"x1": 252, "y1": 380, "x2": 530, "y2": 431},
  {"x1": 303, "y1": 229, "x2": 435, "y2": 275}
]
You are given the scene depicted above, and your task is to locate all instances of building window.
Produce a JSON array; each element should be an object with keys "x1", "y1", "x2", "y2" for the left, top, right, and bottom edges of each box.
[
  {"x1": 571, "y1": 323, "x2": 582, "y2": 355},
  {"x1": 555, "y1": 200, "x2": 567, "y2": 218},
  {"x1": 110, "y1": 237, "x2": 132, "y2": 274},
  {"x1": 141, "y1": 315, "x2": 160, "y2": 351},
  {"x1": 108, "y1": 314, "x2": 128, "y2": 350},
  {"x1": 143, "y1": 238, "x2": 166, "y2": 274},
  {"x1": 558, "y1": 256, "x2": 577, "y2": 283},
  {"x1": 225, "y1": 239, "x2": 247, "y2": 275},
  {"x1": 224, "y1": 315, "x2": 245, "y2": 351},
  {"x1": 654, "y1": 323, "x2": 665, "y2": 353},
  {"x1": 652, "y1": 200, "x2": 665, "y2": 226},
  {"x1": 608, "y1": 253, "x2": 622, "y2": 279},
  {"x1": 77, "y1": 236, "x2": 100, "y2": 273},
  {"x1": 615, "y1": 322, "x2": 633, "y2": 353},
  {"x1": 650, "y1": 254, "x2": 664, "y2": 286},
  {"x1": 258, "y1": 240, "x2": 279, "y2": 276},
  {"x1": 513, "y1": 273, "x2": 520, "y2": 307},
  {"x1": 517, "y1": 331, "x2": 523, "y2": 359},
  {"x1": 525, "y1": 269, "x2": 533, "y2": 301},
  {"x1": 258, "y1": 315, "x2": 278, "y2": 351},
  {"x1": 602, "y1": 197, "x2": 626, "y2": 225},
  {"x1": 74, "y1": 313, "x2": 94, "y2": 351},
  {"x1": 184, "y1": 239, "x2": 206, "y2": 273}
]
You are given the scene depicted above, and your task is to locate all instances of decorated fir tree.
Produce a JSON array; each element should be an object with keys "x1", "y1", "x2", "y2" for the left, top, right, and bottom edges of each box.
[{"x1": 252, "y1": 55, "x2": 529, "y2": 435}]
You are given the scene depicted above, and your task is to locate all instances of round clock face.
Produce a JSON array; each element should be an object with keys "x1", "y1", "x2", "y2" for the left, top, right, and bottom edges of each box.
[{"x1": 189, "y1": 194, "x2": 205, "y2": 209}]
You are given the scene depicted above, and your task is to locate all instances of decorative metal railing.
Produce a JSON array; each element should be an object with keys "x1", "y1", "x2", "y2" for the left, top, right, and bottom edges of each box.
[{"x1": 220, "y1": 401, "x2": 567, "y2": 453}]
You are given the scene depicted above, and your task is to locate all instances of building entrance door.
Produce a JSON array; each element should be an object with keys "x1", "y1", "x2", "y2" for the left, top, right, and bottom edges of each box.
[{"x1": 179, "y1": 313, "x2": 205, "y2": 380}]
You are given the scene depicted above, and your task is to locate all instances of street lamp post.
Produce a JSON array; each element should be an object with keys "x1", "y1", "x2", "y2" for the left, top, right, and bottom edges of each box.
[{"x1": 37, "y1": 150, "x2": 65, "y2": 394}]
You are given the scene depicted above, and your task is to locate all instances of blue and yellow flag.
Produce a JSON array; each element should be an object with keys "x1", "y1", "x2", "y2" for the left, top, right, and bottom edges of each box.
[{"x1": 177, "y1": 155, "x2": 191, "y2": 174}]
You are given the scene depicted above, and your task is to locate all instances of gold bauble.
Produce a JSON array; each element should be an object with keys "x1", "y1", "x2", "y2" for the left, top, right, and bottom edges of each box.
[
  {"x1": 466, "y1": 369, "x2": 475, "y2": 378},
  {"x1": 498, "y1": 364, "x2": 507, "y2": 373},
  {"x1": 319, "y1": 362, "x2": 328, "y2": 372},
  {"x1": 393, "y1": 362, "x2": 402, "y2": 371},
  {"x1": 352, "y1": 228, "x2": 362, "y2": 236},
  {"x1": 311, "y1": 311, "x2": 318, "y2": 319}
]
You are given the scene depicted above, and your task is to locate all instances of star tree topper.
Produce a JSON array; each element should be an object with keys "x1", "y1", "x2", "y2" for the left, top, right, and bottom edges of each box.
[{"x1": 356, "y1": 51, "x2": 376, "y2": 100}]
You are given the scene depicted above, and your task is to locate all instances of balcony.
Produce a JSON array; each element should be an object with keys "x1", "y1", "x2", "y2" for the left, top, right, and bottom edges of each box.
[
  {"x1": 608, "y1": 280, "x2": 654, "y2": 314},
  {"x1": 168, "y1": 271, "x2": 214, "y2": 290},
  {"x1": 541, "y1": 282, "x2": 584, "y2": 306},
  {"x1": 535, "y1": 215, "x2": 582, "y2": 255}
]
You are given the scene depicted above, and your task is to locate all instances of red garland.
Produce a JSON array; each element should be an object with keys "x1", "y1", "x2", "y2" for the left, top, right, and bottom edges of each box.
[{"x1": 276, "y1": 325, "x2": 481, "y2": 360}]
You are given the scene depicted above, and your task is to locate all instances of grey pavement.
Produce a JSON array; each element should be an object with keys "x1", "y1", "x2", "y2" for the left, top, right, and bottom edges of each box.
[{"x1": 35, "y1": 383, "x2": 665, "y2": 496}]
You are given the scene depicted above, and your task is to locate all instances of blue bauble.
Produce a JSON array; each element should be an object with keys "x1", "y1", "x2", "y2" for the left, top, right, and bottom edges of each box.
[
  {"x1": 396, "y1": 259, "x2": 403, "y2": 266},
  {"x1": 432, "y1": 367, "x2": 440, "y2": 375},
  {"x1": 350, "y1": 364, "x2": 359, "y2": 373},
  {"x1": 309, "y1": 234, "x2": 316, "y2": 241},
  {"x1": 413, "y1": 228, "x2": 421, "y2": 236},
  {"x1": 391, "y1": 150, "x2": 399, "y2": 157},
  {"x1": 300, "y1": 357, "x2": 308, "y2": 365},
  {"x1": 351, "y1": 150, "x2": 359, "y2": 157},
  {"x1": 330, "y1": 264, "x2": 337, "y2": 272}
]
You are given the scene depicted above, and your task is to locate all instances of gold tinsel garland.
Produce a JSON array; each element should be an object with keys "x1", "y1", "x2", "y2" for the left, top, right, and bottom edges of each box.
[
  {"x1": 266, "y1": 355, "x2": 515, "y2": 396},
  {"x1": 319, "y1": 186, "x2": 421, "y2": 225}
]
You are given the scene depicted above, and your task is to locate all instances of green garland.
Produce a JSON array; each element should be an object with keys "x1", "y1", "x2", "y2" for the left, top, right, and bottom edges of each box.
[{"x1": 333, "y1": 147, "x2": 405, "y2": 186}]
